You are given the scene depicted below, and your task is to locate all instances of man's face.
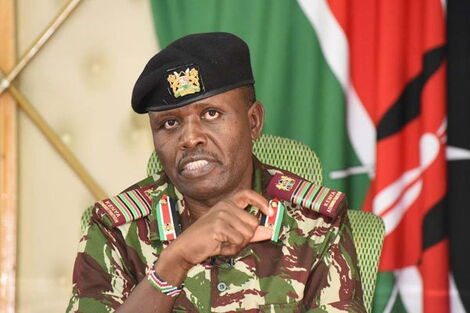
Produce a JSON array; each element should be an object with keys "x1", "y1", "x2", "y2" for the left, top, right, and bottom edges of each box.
[{"x1": 148, "y1": 87, "x2": 264, "y2": 203}]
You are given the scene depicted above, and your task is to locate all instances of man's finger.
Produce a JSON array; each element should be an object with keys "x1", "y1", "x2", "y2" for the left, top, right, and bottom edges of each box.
[
  {"x1": 232, "y1": 190, "x2": 273, "y2": 217},
  {"x1": 250, "y1": 226, "x2": 272, "y2": 242},
  {"x1": 214, "y1": 224, "x2": 245, "y2": 247},
  {"x1": 221, "y1": 211, "x2": 258, "y2": 240}
]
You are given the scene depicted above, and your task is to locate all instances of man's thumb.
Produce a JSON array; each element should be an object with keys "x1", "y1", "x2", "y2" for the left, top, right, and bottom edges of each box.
[{"x1": 250, "y1": 226, "x2": 272, "y2": 242}]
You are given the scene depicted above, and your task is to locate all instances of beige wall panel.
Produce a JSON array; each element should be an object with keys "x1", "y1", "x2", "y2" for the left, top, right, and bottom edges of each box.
[{"x1": 16, "y1": 0, "x2": 158, "y2": 312}]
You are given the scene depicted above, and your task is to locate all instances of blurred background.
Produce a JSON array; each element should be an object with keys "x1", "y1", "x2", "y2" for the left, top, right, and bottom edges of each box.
[{"x1": 0, "y1": 0, "x2": 469, "y2": 312}]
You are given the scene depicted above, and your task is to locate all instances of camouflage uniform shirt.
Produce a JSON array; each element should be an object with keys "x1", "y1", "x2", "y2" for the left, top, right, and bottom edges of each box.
[{"x1": 67, "y1": 162, "x2": 365, "y2": 313}]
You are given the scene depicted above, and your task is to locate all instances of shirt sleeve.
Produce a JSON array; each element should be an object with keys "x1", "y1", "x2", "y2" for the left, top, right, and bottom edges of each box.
[
  {"x1": 66, "y1": 207, "x2": 137, "y2": 313},
  {"x1": 303, "y1": 211, "x2": 367, "y2": 313}
]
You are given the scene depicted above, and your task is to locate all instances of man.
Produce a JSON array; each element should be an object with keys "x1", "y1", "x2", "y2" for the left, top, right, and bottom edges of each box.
[{"x1": 67, "y1": 32, "x2": 365, "y2": 313}]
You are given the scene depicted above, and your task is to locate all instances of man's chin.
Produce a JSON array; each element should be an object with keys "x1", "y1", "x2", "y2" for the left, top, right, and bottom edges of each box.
[{"x1": 179, "y1": 184, "x2": 227, "y2": 203}]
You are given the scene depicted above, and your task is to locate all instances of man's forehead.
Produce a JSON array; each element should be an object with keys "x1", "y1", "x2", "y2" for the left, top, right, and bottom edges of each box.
[
  {"x1": 148, "y1": 101, "x2": 209, "y2": 118},
  {"x1": 148, "y1": 88, "x2": 247, "y2": 118}
]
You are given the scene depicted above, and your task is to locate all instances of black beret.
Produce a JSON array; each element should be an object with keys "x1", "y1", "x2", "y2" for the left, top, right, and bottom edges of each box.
[{"x1": 131, "y1": 32, "x2": 255, "y2": 113}]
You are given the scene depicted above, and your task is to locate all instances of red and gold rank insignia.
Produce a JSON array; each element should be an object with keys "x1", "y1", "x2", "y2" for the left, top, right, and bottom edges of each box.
[
  {"x1": 275, "y1": 175, "x2": 295, "y2": 191},
  {"x1": 267, "y1": 172, "x2": 346, "y2": 218}
]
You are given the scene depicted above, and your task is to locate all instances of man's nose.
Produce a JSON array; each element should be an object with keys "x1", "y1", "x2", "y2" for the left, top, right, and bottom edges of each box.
[{"x1": 179, "y1": 119, "x2": 206, "y2": 150}]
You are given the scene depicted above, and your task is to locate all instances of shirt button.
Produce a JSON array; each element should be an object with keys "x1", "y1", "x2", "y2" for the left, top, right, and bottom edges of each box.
[{"x1": 217, "y1": 282, "x2": 228, "y2": 292}]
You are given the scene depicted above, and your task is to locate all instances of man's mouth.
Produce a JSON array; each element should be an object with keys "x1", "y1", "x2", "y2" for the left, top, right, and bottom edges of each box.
[
  {"x1": 184, "y1": 159, "x2": 209, "y2": 171},
  {"x1": 178, "y1": 155, "x2": 219, "y2": 178}
]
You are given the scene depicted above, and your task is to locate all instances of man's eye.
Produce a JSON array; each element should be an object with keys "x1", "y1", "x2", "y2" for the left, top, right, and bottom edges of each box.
[
  {"x1": 163, "y1": 119, "x2": 178, "y2": 129},
  {"x1": 203, "y1": 110, "x2": 220, "y2": 120}
]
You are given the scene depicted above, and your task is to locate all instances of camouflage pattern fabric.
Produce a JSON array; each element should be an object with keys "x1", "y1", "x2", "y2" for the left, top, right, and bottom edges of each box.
[{"x1": 67, "y1": 162, "x2": 365, "y2": 313}]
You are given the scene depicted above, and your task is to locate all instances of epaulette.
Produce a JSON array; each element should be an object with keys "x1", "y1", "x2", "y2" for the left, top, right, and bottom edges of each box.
[
  {"x1": 266, "y1": 172, "x2": 346, "y2": 218},
  {"x1": 96, "y1": 185, "x2": 154, "y2": 227}
]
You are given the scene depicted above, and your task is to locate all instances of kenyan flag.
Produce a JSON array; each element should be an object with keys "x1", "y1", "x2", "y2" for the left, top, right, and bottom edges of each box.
[{"x1": 149, "y1": 0, "x2": 468, "y2": 312}]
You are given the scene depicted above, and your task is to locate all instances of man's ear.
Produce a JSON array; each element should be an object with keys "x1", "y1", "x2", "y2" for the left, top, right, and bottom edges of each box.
[{"x1": 248, "y1": 101, "x2": 265, "y2": 140}]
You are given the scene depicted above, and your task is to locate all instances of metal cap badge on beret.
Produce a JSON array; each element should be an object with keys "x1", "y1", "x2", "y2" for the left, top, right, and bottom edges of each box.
[{"x1": 131, "y1": 32, "x2": 255, "y2": 113}]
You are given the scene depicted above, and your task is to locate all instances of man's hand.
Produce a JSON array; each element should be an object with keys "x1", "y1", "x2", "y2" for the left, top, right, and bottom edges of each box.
[
  {"x1": 164, "y1": 190, "x2": 273, "y2": 269},
  {"x1": 117, "y1": 190, "x2": 272, "y2": 313}
]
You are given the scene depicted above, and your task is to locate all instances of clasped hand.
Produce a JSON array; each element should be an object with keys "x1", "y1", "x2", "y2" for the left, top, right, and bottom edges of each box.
[{"x1": 165, "y1": 190, "x2": 274, "y2": 269}]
